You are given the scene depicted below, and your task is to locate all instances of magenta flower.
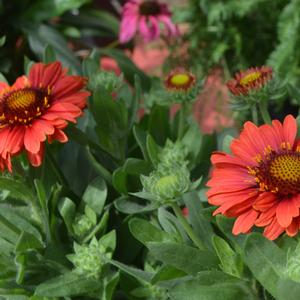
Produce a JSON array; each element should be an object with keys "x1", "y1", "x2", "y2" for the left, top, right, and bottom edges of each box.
[{"x1": 119, "y1": 0, "x2": 179, "y2": 44}]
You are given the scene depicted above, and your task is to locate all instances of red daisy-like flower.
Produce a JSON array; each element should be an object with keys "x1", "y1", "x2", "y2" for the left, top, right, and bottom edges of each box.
[
  {"x1": 0, "y1": 61, "x2": 90, "y2": 170},
  {"x1": 226, "y1": 66, "x2": 272, "y2": 96},
  {"x1": 207, "y1": 115, "x2": 300, "y2": 240},
  {"x1": 164, "y1": 68, "x2": 196, "y2": 92}
]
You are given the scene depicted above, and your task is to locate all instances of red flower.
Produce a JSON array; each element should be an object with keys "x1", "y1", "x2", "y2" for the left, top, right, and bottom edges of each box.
[
  {"x1": 0, "y1": 61, "x2": 90, "y2": 170},
  {"x1": 226, "y1": 66, "x2": 272, "y2": 96},
  {"x1": 164, "y1": 68, "x2": 196, "y2": 92},
  {"x1": 207, "y1": 115, "x2": 300, "y2": 240}
]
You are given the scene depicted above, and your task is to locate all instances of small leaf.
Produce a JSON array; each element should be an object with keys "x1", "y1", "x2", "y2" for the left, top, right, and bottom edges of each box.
[
  {"x1": 34, "y1": 271, "x2": 100, "y2": 297},
  {"x1": 129, "y1": 218, "x2": 174, "y2": 245},
  {"x1": 212, "y1": 235, "x2": 243, "y2": 278},
  {"x1": 83, "y1": 176, "x2": 107, "y2": 215},
  {"x1": 58, "y1": 197, "x2": 76, "y2": 235},
  {"x1": 15, "y1": 231, "x2": 44, "y2": 253},
  {"x1": 147, "y1": 242, "x2": 218, "y2": 275},
  {"x1": 243, "y1": 233, "x2": 286, "y2": 298}
]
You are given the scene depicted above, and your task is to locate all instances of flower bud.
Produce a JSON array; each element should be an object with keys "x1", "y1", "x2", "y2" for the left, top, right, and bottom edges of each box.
[
  {"x1": 89, "y1": 71, "x2": 123, "y2": 93},
  {"x1": 67, "y1": 237, "x2": 106, "y2": 278},
  {"x1": 158, "y1": 140, "x2": 188, "y2": 167},
  {"x1": 141, "y1": 164, "x2": 191, "y2": 204}
]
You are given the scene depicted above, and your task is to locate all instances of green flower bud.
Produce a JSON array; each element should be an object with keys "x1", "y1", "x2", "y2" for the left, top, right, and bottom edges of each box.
[
  {"x1": 89, "y1": 71, "x2": 123, "y2": 92},
  {"x1": 67, "y1": 237, "x2": 106, "y2": 278},
  {"x1": 73, "y1": 214, "x2": 93, "y2": 239},
  {"x1": 72, "y1": 205, "x2": 96, "y2": 239},
  {"x1": 158, "y1": 140, "x2": 188, "y2": 167},
  {"x1": 141, "y1": 164, "x2": 190, "y2": 204}
]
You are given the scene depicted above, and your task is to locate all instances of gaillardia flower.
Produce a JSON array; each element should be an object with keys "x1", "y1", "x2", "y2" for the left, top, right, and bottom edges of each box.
[
  {"x1": 0, "y1": 61, "x2": 89, "y2": 169},
  {"x1": 119, "y1": 0, "x2": 179, "y2": 43},
  {"x1": 226, "y1": 66, "x2": 272, "y2": 96},
  {"x1": 207, "y1": 115, "x2": 300, "y2": 240},
  {"x1": 164, "y1": 69, "x2": 196, "y2": 93}
]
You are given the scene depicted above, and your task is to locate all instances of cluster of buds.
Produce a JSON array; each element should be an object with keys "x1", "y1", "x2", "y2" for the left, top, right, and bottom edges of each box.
[
  {"x1": 67, "y1": 234, "x2": 114, "y2": 278},
  {"x1": 72, "y1": 205, "x2": 96, "y2": 240},
  {"x1": 140, "y1": 140, "x2": 191, "y2": 204},
  {"x1": 226, "y1": 66, "x2": 286, "y2": 111},
  {"x1": 89, "y1": 70, "x2": 123, "y2": 93}
]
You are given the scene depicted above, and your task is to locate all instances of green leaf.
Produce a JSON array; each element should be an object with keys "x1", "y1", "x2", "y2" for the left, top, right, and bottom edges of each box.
[
  {"x1": 34, "y1": 272, "x2": 100, "y2": 297},
  {"x1": 128, "y1": 75, "x2": 141, "y2": 129},
  {"x1": 101, "y1": 271, "x2": 120, "y2": 300},
  {"x1": 99, "y1": 230, "x2": 116, "y2": 253},
  {"x1": 24, "y1": 24, "x2": 81, "y2": 73},
  {"x1": 129, "y1": 218, "x2": 174, "y2": 245},
  {"x1": 114, "y1": 196, "x2": 158, "y2": 214},
  {"x1": 0, "y1": 177, "x2": 34, "y2": 203},
  {"x1": 212, "y1": 235, "x2": 243, "y2": 278},
  {"x1": 277, "y1": 278, "x2": 300, "y2": 300},
  {"x1": 183, "y1": 191, "x2": 214, "y2": 249},
  {"x1": 169, "y1": 271, "x2": 257, "y2": 300},
  {"x1": 83, "y1": 176, "x2": 107, "y2": 215},
  {"x1": 109, "y1": 259, "x2": 152, "y2": 282},
  {"x1": 0, "y1": 36, "x2": 6, "y2": 47},
  {"x1": 151, "y1": 265, "x2": 186, "y2": 284},
  {"x1": 147, "y1": 242, "x2": 218, "y2": 275},
  {"x1": 23, "y1": 0, "x2": 91, "y2": 22},
  {"x1": 92, "y1": 88, "x2": 128, "y2": 160},
  {"x1": 98, "y1": 48, "x2": 151, "y2": 90},
  {"x1": 58, "y1": 197, "x2": 76, "y2": 235},
  {"x1": 0, "y1": 72, "x2": 8, "y2": 84},
  {"x1": 133, "y1": 126, "x2": 149, "y2": 161},
  {"x1": 243, "y1": 233, "x2": 286, "y2": 298},
  {"x1": 15, "y1": 231, "x2": 44, "y2": 253},
  {"x1": 112, "y1": 158, "x2": 151, "y2": 194},
  {"x1": 146, "y1": 135, "x2": 161, "y2": 165},
  {"x1": 43, "y1": 44, "x2": 56, "y2": 63}
]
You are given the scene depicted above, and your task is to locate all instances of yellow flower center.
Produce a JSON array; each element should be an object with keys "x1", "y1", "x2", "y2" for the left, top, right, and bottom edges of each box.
[
  {"x1": 170, "y1": 73, "x2": 190, "y2": 86},
  {"x1": 269, "y1": 154, "x2": 300, "y2": 186},
  {"x1": 239, "y1": 71, "x2": 261, "y2": 86},
  {"x1": 250, "y1": 150, "x2": 300, "y2": 195},
  {"x1": 7, "y1": 90, "x2": 37, "y2": 111},
  {"x1": 0, "y1": 87, "x2": 51, "y2": 126}
]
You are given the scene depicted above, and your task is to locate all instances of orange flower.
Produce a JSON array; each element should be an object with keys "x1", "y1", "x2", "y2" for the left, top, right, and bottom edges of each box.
[
  {"x1": 0, "y1": 61, "x2": 90, "y2": 170},
  {"x1": 207, "y1": 115, "x2": 300, "y2": 240},
  {"x1": 226, "y1": 66, "x2": 272, "y2": 96}
]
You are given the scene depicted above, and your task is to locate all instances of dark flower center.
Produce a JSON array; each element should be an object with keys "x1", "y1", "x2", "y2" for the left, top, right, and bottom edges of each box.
[
  {"x1": 139, "y1": 1, "x2": 161, "y2": 16},
  {"x1": 0, "y1": 87, "x2": 51, "y2": 126},
  {"x1": 249, "y1": 148, "x2": 300, "y2": 196}
]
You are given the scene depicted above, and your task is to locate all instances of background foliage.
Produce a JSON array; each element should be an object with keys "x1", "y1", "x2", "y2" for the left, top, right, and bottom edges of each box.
[{"x1": 0, "y1": 0, "x2": 300, "y2": 300}]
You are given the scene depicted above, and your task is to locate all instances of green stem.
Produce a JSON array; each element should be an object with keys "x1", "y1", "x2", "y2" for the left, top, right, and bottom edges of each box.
[
  {"x1": 251, "y1": 105, "x2": 258, "y2": 125},
  {"x1": 46, "y1": 148, "x2": 69, "y2": 187},
  {"x1": 259, "y1": 101, "x2": 272, "y2": 124},
  {"x1": 177, "y1": 103, "x2": 187, "y2": 140},
  {"x1": 171, "y1": 203, "x2": 205, "y2": 251},
  {"x1": 85, "y1": 146, "x2": 112, "y2": 185}
]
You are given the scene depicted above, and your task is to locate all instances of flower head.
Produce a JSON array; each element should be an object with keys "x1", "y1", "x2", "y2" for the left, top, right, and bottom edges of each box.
[
  {"x1": 0, "y1": 62, "x2": 89, "y2": 170},
  {"x1": 226, "y1": 66, "x2": 272, "y2": 96},
  {"x1": 141, "y1": 164, "x2": 191, "y2": 204},
  {"x1": 119, "y1": 0, "x2": 179, "y2": 43},
  {"x1": 164, "y1": 68, "x2": 196, "y2": 93},
  {"x1": 67, "y1": 237, "x2": 106, "y2": 278},
  {"x1": 207, "y1": 115, "x2": 300, "y2": 240}
]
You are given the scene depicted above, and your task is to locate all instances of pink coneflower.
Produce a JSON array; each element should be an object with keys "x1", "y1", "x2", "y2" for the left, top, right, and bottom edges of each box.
[
  {"x1": 207, "y1": 115, "x2": 300, "y2": 240},
  {"x1": 0, "y1": 61, "x2": 89, "y2": 170},
  {"x1": 119, "y1": 0, "x2": 179, "y2": 43}
]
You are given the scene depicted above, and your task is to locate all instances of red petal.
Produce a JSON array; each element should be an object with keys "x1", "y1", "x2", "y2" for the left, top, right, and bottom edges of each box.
[
  {"x1": 263, "y1": 218, "x2": 284, "y2": 240},
  {"x1": 24, "y1": 126, "x2": 41, "y2": 154},
  {"x1": 276, "y1": 198, "x2": 299, "y2": 228},
  {"x1": 232, "y1": 209, "x2": 259, "y2": 235}
]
